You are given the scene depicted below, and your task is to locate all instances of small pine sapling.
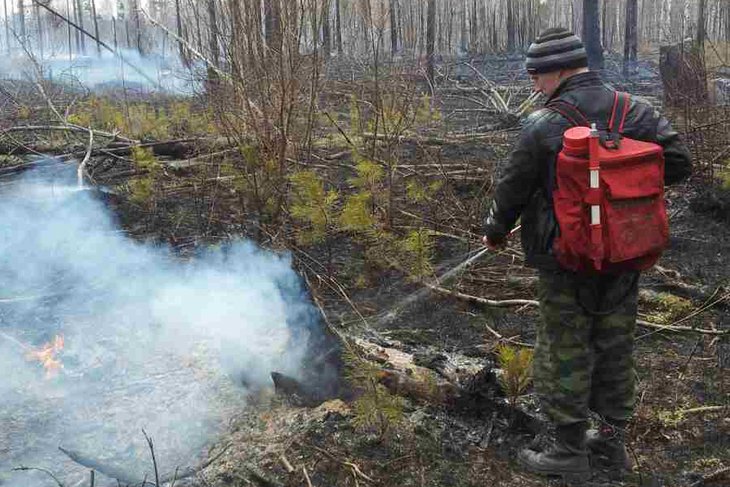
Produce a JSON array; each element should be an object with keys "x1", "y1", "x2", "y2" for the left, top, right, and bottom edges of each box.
[
  {"x1": 495, "y1": 343, "x2": 534, "y2": 408},
  {"x1": 289, "y1": 170, "x2": 339, "y2": 245}
]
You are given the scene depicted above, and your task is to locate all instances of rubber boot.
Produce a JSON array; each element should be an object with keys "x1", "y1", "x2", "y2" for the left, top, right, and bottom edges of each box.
[
  {"x1": 586, "y1": 419, "x2": 632, "y2": 472},
  {"x1": 518, "y1": 423, "x2": 591, "y2": 483}
]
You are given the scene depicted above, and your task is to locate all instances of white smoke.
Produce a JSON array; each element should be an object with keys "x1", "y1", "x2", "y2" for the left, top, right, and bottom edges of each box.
[
  {"x1": 0, "y1": 162, "x2": 319, "y2": 486},
  {"x1": 0, "y1": 48, "x2": 199, "y2": 94}
]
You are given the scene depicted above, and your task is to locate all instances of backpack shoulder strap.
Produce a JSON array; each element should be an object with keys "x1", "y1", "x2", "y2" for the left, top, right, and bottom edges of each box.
[
  {"x1": 608, "y1": 91, "x2": 631, "y2": 139},
  {"x1": 546, "y1": 100, "x2": 590, "y2": 127}
]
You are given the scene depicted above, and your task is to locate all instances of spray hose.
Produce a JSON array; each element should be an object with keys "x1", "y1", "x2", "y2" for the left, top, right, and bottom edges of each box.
[{"x1": 378, "y1": 225, "x2": 521, "y2": 325}]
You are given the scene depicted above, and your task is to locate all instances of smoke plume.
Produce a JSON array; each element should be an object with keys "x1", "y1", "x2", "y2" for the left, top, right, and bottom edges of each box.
[{"x1": 0, "y1": 162, "x2": 320, "y2": 486}]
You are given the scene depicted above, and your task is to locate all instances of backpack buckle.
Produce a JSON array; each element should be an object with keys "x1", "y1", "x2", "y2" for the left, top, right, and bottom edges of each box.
[{"x1": 600, "y1": 132, "x2": 622, "y2": 150}]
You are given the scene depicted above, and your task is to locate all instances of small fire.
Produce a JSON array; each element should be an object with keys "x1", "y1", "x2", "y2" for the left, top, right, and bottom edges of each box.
[{"x1": 26, "y1": 335, "x2": 65, "y2": 379}]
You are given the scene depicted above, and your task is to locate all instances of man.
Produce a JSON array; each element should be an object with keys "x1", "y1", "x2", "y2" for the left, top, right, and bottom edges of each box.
[{"x1": 482, "y1": 28, "x2": 692, "y2": 481}]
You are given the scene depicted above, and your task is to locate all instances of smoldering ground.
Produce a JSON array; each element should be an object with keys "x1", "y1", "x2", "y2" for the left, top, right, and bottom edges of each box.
[{"x1": 0, "y1": 162, "x2": 326, "y2": 486}]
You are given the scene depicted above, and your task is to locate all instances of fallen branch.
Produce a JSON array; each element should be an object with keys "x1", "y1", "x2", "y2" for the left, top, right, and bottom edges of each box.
[
  {"x1": 165, "y1": 148, "x2": 238, "y2": 169},
  {"x1": 139, "y1": 8, "x2": 224, "y2": 81},
  {"x1": 423, "y1": 282, "x2": 726, "y2": 335},
  {"x1": 424, "y1": 282, "x2": 539, "y2": 308},
  {"x1": 636, "y1": 319, "x2": 728, "y2": 336},
  {"x1": 302, "y1": 466, "x2": 314, "y2": 487},
  {"x1": 677, "y1": 405, "x2": 727, "y2": 416},
  {"x1": 77, "y1": 127, "x2": 94, "y2": 187},
  {"x1": 1, "y1": 125, "x2": 136, "y2": 143}
]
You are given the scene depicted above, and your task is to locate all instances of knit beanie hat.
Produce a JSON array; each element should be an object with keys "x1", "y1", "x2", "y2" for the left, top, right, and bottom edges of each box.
[{"x1": 525, "y1": 27, "x2": 588, "y2": 74}]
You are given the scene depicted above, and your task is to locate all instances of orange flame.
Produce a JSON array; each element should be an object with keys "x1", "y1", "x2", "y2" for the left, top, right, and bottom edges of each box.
[{"x1": 26, "y1": 335, "x2": 65, "y2": 379}]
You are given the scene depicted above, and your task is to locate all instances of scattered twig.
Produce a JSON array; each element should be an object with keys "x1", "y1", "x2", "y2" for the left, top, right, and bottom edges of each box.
[
  {"x1": 302, "y1": 466, "x2": 314, "y2": 487},
  {"x1": 308, "y1": 444, "x2": 375, "y2": 484},
  {"x1": 322, "y1": 111, "x2": 355, "y2": 148},
  {"x1": 12, "y1": 466, "x2": 65, "y2": 487},
  {"x1": 483, "y1": 322, "x2": 534, "y2": 349},
  {"x1": 278, "y1": 454, "x2": 295, "y2": 474},
  {"x1": 142, "y1": 429, "x2": 161, "y2": 487}
]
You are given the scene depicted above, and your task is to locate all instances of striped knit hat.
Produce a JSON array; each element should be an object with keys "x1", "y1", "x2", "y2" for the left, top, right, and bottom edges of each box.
[{"x1": 525, "y1": 28, "x2": 588, "y2": 74}]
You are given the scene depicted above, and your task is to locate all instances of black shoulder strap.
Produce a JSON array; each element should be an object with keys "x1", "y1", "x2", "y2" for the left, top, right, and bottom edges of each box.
[
  {"x1": 608, "y1": 91, "x2": 631, "y2": 141},
  {"x1": 546, "y1": 100, "x2": 590, "y2": 127}
]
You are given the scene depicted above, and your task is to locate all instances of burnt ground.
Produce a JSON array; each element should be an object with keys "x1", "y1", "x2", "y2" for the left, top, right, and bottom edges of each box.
[{"x1": 2, "y1": 53, "x2": 729, "y2": 487}]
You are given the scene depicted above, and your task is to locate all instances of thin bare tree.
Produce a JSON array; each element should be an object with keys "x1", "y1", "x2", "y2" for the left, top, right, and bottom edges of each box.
[
  {"x1": 3, "y1": 0, "x2": 8, "y2": 54},
  {"x1": 426, "y1": 0, "x2": 435, "y2": 83},
  {"x1": 624, "y1": 0, "x2": 638, "y2": 77},
  {"x1": 75, "y1": 0, "x2": 86, "y2": 54},
  {"x1": 697, "y1": 0, "x2": 707, "y2": 47},
  {"x1": 90, "y1": 0, "x2": 101, "y2": 56},
  {"x1": 17, "y1": 0, "x2": 25, "y2": 42},
  {"x1": 582, "y1": 0, "x2": 604, "y2": 69}
]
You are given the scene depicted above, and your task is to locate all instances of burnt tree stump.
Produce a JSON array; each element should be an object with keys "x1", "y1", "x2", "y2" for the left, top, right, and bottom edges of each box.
[{"x1": 660, "y1": 41, "x2": 708, "y2": 107}]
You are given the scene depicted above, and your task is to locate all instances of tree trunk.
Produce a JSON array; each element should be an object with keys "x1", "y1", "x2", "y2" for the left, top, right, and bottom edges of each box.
[
  {"x1": 697, "y1": 0, "x2": 706, "y2": 48},
  {"x1": 16, "y1": 0, "x2": 25, "y2": 42},
  {"x1": 112, "y1": 15, "x2": 118, "y2": 51},
  {"x1": 174, "y1": 0, "x2": 188, "y2": 64},
  {"x1": 206, "y1": 0, "x2": 219, "y2": 85},
  {"x1": 264, "y1": 0, "x2": 281, "y2": 51},
  {"x1": 75, "y1": 0, "x2": 86, "y2": 54},
  {"x1": 669, "y1": 0, "x2": 684, "y2": 43},
  {"x1": 323, "y1": 0, "x2": 331, "y2": 56},
  {"x1": 133, "y1": 0, "x2": 142, "y2": 54},
  {"x1": 34, "y1": 0, "x2": 43, "y2": 57},
  {"x1": 66, "y1": 0, "x2": 74, "y2": 57},
  {"x1": 471, "y1": 0, "x2": 477, "y2": 52},
  {"x1": 506, "y1": 0, "x2": 516, "y2": 52},
  {"x1": 90, "y1": 0, "x2": 101, "y2": 56},
  {"x1": 335, "y1": 0, "x2": 342, "y2": 53},
  {"x1": 582, "y1": 0, "x2": 603, "y2": 70},
  {"x1": 3, "y1": 0, "x2": 9, "y2": 54},
  {"x1": 390, "y1": 0, "x2": 398, "y2": 54},
  {"x1": 459, "y1": 0, "x2": 466, "y2": 53},
  {"x1": 623, "y1": 0, "x2": 638, "y2": 77},
  {"x1": 426, "y1": 0, "x2": 435, "y2": 84}
]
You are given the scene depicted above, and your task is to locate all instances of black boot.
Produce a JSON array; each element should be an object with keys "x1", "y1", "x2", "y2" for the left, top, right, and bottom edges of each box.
[
  {"x1": 518, "y1": 423, "x2": 591, "y2": 482},
  {"x1": 586, "y1": 419, "x2": 632, "y2": 471}
]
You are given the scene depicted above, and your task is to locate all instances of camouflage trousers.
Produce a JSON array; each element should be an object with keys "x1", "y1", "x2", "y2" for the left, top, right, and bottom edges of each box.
[{"x1": 533, "y1": 269, "x2": 640, "y2": 426}]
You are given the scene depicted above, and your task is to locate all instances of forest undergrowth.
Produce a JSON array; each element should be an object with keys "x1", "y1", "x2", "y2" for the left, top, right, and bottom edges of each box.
[{"x1": 0, "y1": 51, "x2": 728, "y2": 487}]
